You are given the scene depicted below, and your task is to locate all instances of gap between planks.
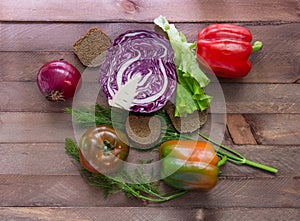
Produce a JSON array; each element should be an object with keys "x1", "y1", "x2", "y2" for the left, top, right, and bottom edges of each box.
[
  {"x1": 0, "y1": 207, "x2": 299, "y2": 221},
  {"x1": 1, "y1": 0, "x2": 300, "y2": 22}
]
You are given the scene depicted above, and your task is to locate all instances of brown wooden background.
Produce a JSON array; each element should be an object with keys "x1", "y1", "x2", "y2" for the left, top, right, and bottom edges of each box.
[{"x1": 1, "y1": 0, "x2": 300, "y2": 220}]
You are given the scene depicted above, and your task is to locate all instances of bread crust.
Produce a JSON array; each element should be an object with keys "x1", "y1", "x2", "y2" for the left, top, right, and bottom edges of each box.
[{"x1": 73, "y1": 27, "x2": 111, "y2": 67}]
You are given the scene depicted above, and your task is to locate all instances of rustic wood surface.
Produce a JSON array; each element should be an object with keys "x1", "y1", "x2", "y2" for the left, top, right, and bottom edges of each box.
[{"x1": 1, "y1": 0, "x2": 299, "y2": 220}]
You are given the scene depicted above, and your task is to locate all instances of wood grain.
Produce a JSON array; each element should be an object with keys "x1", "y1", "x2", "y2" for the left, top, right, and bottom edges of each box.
[
  {"x1": 0, "y1": 207, "x2": 299, "y2": 221},
  {"x1": 0, "y1": 207, "x2": 201, "y2": 221},
  {"x1": 0, "y1": 112, "x2": 74, "y2": 143},
  {"x1": 0, "y1": 111, "x2": 231, "y2": 144},
  {"x1": 0, "y1": 143, "x2": 299, "y2": 176},
  {"x1": 0, "y1": 52, "x2": 86, "y2": 82},
  {"x1": 216, "y1": 83, "x2": 300, "y2": 114},
  {"x1": 0, "y1": 174, "x2": 299, "y2": 208},
  {"x1": 1, "y1": 112, "x2": 299, "y2": 145},
  {"x1": 226, "y1": 114, "x2": 257, "y2": 144},
  {"x1": 3, "y1": 23, "x2": 300, "y2": 51},
  {"x1": 245, "y1": 114, "x2": 300, "y2": 145},
  {"x1": 203, "y1": 208, "x2": 300, "y2": 221},
  {"x1": 1, "y1": 82, "x2": 299, "y2": 114},
  {"x1": 0, "y1": 143, "x2": 79, "y2": 175},
  {"x1": 1, "y1": 0, "x2": 300, "y2": 22}
]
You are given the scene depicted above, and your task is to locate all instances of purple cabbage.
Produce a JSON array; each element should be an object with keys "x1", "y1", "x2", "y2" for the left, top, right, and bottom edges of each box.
[{"x1": 99, "y1": 30, "x2": 177, "y2": 113}]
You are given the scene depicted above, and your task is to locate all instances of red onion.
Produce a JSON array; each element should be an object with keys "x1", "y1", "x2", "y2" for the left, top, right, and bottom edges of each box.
[{"x1": 37, "y1": 60, "x2": 81, "y2": 101}]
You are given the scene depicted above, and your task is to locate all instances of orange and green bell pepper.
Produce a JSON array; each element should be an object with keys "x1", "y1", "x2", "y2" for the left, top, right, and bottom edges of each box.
[
  {"x1": 159, "y1": 140, "x2": 220, "y2": 190},
  {"x1": 196, "y1": 24, "x2": 263, "y2": 78}
]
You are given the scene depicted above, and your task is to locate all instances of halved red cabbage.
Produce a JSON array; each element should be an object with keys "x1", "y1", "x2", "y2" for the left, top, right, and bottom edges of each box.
[{"x1": 99, "y1": 30, "x2": 177, "y2": 113}]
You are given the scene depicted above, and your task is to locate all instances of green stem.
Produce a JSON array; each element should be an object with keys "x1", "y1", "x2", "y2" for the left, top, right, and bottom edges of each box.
[
  {"x1": 244, "y1": 159, "x2": 278, "y2": 174},
  {"x1": 198, "y1": 133, "x2": 278, "y2": 174},
  {"x1": 217, "y1": 155, "x2": 227, "y2": 167},
  {"x1": 123, "y1": 183, "x2": 187, "y2": 202},
  {"x1": 198, "y1": 133, "x2": 245, "y2": 159},
  {"x1": 252, "y1": 41, "x2": 263, "y2": 53}
]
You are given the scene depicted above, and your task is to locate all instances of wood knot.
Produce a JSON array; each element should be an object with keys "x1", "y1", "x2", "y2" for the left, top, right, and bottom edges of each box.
[{"x1": 117, "y1": 0, "x2": 141, "y2": 14}]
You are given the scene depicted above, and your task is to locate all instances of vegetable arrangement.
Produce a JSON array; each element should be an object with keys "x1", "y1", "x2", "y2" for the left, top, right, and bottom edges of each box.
[
  {"x1": 65, "y1": 103, "x2": 277, "y2": 202},
  {"x1": 36, "y1": 15, "x2": 277, "y2": 203}
]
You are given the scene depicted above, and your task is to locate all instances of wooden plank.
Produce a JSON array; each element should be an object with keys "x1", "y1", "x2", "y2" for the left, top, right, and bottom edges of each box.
[
  {"x1": 0, "y1": 207, "x2": 299, "y2": 221},
  {"x1": 0, "y1": 111, "x2": 232, "y2": 144},
  {"x1": 0, "y1": 143, "x2": 299, "y2": 176},
  {"x1": 1, "y1": 0, "x2": 300, "y2": 22},
  {"x1": 1, "y1": 23, "x2": 299, "y2": 83},
  {"x1": 1, "y1": 82, "x2": 299, "y2": 114},
  {"x1": 0, "y1": 207, "x2": 201, "y2": 221},
  {"x1": 0, "y1": 174, "x2": 140, "y2": 207},
  {"x1": 221, "y1": 84, "x2": 300, "y2": 114},
  {"x1": 203, "y1": 208, "x2": 300, "y2": 221},
  {"x1": 0, "y1": 112, "x2": 74, "y2": 143},
  {"x1": 244, "y1": 114, "x2": 300, "y2": 145},
  {"x1": 0, "y1": 22, "x2": 196, "y2": 51},
  {"x1": 0, "y1": 52, "x2": 85, "y2": 82},
  {"x1": 1, "y1": 113, "x2": 300, "y2": 145},
  {"x1": 220, "y1": 145, "x2": 300, "y2": 176},
  {"x1": 0, "y1": 143, "x2": 79, "y2": 175},
  {"x1": 0, "y1": 174, "x2": 299, "y2": 207},
  {"x1": 226, "y1": 114, "x2": 257, "y2": 144},
  {"x1": 0, "y1": 82, "x2": 74, "y2": 113},
  {"x1": 2, "y1": 23, "x2": 300, "y2": 51},
  {"x1": 1, "y1": 112, "x2": 299, "y2": 145}
]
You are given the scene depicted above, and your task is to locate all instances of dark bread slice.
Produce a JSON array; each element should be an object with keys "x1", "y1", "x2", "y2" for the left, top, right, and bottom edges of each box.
[
  {"x1": 125, "y1": 114, "x2": 162, "y2": 149},
  {"x1": 73, "y1": 27, "x2": 111, "y2": 67},
  {"x1": 165, "y1": 102, "x2": 208, "y2": 133}
]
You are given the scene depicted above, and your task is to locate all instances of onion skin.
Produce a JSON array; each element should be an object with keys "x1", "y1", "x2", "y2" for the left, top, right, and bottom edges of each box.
[{"x1": 37, "y1": 60, "x2": 81, "y2": 101}]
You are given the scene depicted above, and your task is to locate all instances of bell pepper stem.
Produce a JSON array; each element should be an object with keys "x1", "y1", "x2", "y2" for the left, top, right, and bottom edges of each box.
[
  {"x1": 217, "y1": 155, "x2": 227, "y2": 167},
  {"x1": 252, "y1": 41, "x2": 263, "y2": 53},
  {"x1": 198, "y1": 132, "x2": 278, "y2": 174}
]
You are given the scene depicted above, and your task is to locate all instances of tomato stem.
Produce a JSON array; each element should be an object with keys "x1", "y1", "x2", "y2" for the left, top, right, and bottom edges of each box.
[{"x1": 101, "y1": 139, "x2": 115, "y2": 154}]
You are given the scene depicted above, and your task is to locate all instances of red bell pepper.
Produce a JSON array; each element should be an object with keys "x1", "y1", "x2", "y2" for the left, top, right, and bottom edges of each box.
[{"x1": 196, "y1": 24, "x2": 262, "y2": 78}]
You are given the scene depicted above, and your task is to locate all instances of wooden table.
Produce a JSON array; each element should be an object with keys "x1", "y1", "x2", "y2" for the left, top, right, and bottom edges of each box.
[{"x1": 1, "y1": 1, "x2": 300, "y2": 220}]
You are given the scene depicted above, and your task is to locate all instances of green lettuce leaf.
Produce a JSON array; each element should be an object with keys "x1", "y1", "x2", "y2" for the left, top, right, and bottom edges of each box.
[{"x1": 154, "y1": 15, "x2": 212, "y2": 117}]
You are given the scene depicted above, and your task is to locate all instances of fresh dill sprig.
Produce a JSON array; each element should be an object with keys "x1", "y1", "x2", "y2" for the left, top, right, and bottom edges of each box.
[
  {"x1": 64, "y1": 138, "x2": 187, "y2": 202},
  {"x1": 65, "y1": 138, "x2": 80, "y2": 162}
]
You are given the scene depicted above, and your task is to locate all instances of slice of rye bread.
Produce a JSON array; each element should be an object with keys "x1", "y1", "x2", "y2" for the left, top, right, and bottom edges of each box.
[
  {"x1": 165, "y1": 102, "x2": 208, "y2": 133},
  {"x1": 125, "y1": 114, "x2": 162, "y2": 149},
  {"x1": 73, "y1": 27, "x2": 111, "y2": 67}
]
